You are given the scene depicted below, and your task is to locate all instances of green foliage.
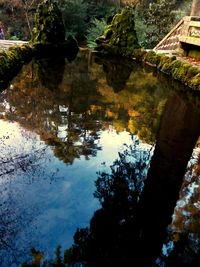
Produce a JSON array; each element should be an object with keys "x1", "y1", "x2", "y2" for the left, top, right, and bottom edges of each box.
[
  {"x1": 31, "y1": 0, "x2": 65, "y2": 44},
  {"x1": 134, "y1": 8, "x2": 148, "y2": 48},
  {"x1": 0, "y1": 44, "x2": 32, "y2": 87},
  {"x1": 57, "y1": 0, "x2": 119, "y2": 42},
  {"x1": 86, "y1": 0, "x2": 119, "y2": 21},
  {"x1": 10, "y1": 35, "x2": 20, "y2": 41},
  {"x1": 0, "y1": 0, "x2": 193, "y2": 43},
  {"x1": 86, "y1": 18, "x2": 107, "y2": 48},
  {"x1": 58, "y1": 0, "x2": 89, "y2": 41},
  {"x1": 134, "y1": 0, "x2": 191, "y2": 49},
  {"x1": 143, "y1": 50, "x2": 200, "y2": 91},
  {"x1": 140, "y1": 0, "x2": 176, "y2": 48},
  {"x1": 96, "y1": 7, "x2": 140, "y2": 57},
  {"x1": 174, "y1": 0, "x2": 191, "y2": 17},
  {"x1": 135, "y1": 0, "x2": 189, "y2": 48}
]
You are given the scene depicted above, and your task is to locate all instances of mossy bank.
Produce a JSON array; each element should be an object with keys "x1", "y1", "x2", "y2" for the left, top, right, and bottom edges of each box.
[
  {"x1": 95, "y1": 7, "x2": 142, "y2": 59},
  {"x1": 0, "y1": 44, "x2": 33, "y2": 88},
  {"x1": 143, "y1": 51, "x2": 200, "y2": 91},
  {"x1": 95, "y1": 6, "x2": 200, "y2": 92}
]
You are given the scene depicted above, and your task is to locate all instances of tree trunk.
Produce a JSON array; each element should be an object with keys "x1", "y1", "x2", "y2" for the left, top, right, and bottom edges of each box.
[
  {"x1": 190, "y1": 0, "x2": 200, "y2": 16},
  {"x1": 25, "y1": 10, "x2": 32, "y2": 39}
]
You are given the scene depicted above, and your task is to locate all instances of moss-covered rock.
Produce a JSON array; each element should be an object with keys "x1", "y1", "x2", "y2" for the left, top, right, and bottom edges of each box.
[
  {"x1": 172, "y1": 62, "x2": 191, "y2": 82},
  {"x1": 31, "y1": 0, "x2": 79, "y2": 59},
  {"x1": 0, "y1": 44, "x2": 33, "y2": 88},
  {"x1": 188, "y1": 73, "x2": 200, "y2": 90},
  {"x1": 144, "y1": 51, "x2": 161, "y2": 66},
  {"x1": 143, "y1": 50, "x2": 200, "y2": 91},
  {"x1": 95, "y1": 7, "x2": 140, "y2": 58},
  {"x1": 31, "y1": 0, "x2": 65, "y2": 45}
]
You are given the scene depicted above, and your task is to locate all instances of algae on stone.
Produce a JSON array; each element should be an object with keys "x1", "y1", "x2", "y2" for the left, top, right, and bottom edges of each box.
[
  {"x1": 143, "y1": 50, "x2": 200, "y2": 91},
  {"x1": 30, "y1": 0, "x2": 79, "y2": 59},
  {"x1": 0, "y1": 44, "x2": 33, "y2": 88},
  {"x1": 31, "y1": 0, "x2": 65, "y2": 45},
  {"x1": 96, "y1": 7, "x2": 140, "y2": 57}
]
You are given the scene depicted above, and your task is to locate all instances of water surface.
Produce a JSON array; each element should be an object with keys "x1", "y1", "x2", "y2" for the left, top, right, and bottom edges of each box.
[{"x1": 0, "y1": 52, "x2": 200, "y2": 266}]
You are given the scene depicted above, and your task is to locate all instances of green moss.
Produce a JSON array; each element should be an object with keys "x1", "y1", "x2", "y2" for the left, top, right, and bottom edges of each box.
[
  {"x1": 104, "y1": 27, "x2": 113, "y2": 39},
  {"x1": 31, "y1": 0, "x2": 65, "y2": 45},
  {"x1": 144, "y1": 51, "x2": 161, "y2": 65},
  {"x1": 142, "y1": 50, "x2": 200, "y2": 91},
  {"x1": 172, "y1": 62, "x2": 191, "y2": 82},
  {"x1": 186, "y1": 66, "x2": 200, "y2": 79},
  {"x1": 189, "y1": 73, "x2": 200, "y2": 90},
  {"x1": 170, "y1": 59, "x2": 182, "y2": 69},
  {"x1": 96, "y1": 7, "x2": 140, "y2": 57},
  {"x1": 158, "y1": 55, "x2": 170, "y2": 70},
  {"x1": 159, "y1": 57, "x2": 176, "y2": 74},
  {"x1": 0, "y1": 45, "x2": 33, "y2": 86}
]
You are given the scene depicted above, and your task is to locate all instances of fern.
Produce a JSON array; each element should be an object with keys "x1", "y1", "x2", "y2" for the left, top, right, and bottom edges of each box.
[{"x1": 86, "y1": 18, "x2": 107, "y2": 48}]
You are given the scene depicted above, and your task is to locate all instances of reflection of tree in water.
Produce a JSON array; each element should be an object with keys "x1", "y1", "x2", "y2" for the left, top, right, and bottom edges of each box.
[
  {"x1": 0, "y1": 188, "x2": 37, "y2": 267},
  {"x1": 94, "y1": 55, "x2": 171, "y2": 144},
  {"x1": 66, "y1": 149, "x2": 200, "y2": 267},
  {"x1": 22, "y1": 135, "x2": 200, "y2": 267},
  {"x1": 161, "y1": 145, "x2": 200, "y2": 267},
  {"x1": 94, "y1": 56, "x2": 134, "y2": 93},
  {"x1": 0, "y1": 138, "x2": 49, "y2": 267},
  {"x1": 0, "y1": 54, "x2": 104, "y2": 165},
  {"x1": 0, "y1": 51, "x2": 175, "y2": 167},
  {"x1": 15, "y1": 54, "x2": 200, "y2": 266},
  {"x1": 63, "y1": 90, "x2": 200, "y2": 267},
  {"x1": 67, "y1": 137, "x2": 153, "y2": 267},
  {"x1": 33, "y1": 57, "x2": 65, "y2": 90}
]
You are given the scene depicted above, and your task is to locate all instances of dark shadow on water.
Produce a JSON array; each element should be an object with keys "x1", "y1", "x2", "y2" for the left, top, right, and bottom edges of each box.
[
  {"x1": 64, "y1": 90, "x2": 200, "y2": 267},
  {"x1": 1, "y1": 52, "x2": 200, "y2": 267},
  {"x1": 33, "y1": 57, "x2": 66, "y2": 90},
  {"x1": 134, "y1": 90, "x2": 200, "y2": 267},
  {"x1": 94, "y1": 55, "x2": 134, "y2": 92}
]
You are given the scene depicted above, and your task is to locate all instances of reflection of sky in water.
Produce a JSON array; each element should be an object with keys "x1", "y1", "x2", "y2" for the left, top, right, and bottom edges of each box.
[{"x1": 0, "y1": 119, "x2": 136, "y2": 265}]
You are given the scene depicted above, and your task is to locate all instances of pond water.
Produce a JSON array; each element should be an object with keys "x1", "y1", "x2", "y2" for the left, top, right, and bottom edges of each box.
[{"x1": 0, "y1": 51, "x2": 200, "y2": 267}]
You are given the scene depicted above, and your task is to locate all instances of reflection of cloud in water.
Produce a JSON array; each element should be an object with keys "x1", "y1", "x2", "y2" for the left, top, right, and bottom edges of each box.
[
  {"x1": 0, "y1": 120, "x2": 53, "y2": 266},
  {"x1": 0, "y1": 120, "x2": 49, "y2": 182},
  {"x1": 0, "y1": 120, "x2": 147, "y2": 266},
  {"x1": 157, "y1": 145, "x2": 200, "y2": 266},
  {"x1": 98, "y1": 127, "x2": 152, "y2": 170}
]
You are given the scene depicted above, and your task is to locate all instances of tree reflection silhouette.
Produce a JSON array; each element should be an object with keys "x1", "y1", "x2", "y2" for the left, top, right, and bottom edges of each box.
[
  {"x1": 66, "y1": 91, "x2": 200, "y2": 267},
  {"x1": 33, "y1": 57, "x2": 66, "y2": 90},
  {"x1": 94, "y1": 56, "x2": 134, "y2": 92},
  {"x1": 69, "y1": 138, "x2": 153, "y2": 267},
  {"x1": 2, "y1": 52, "x2": 200, "y2": 267},
  {"x1": 0, "y1": 54, "x2": 103, "y2": 165}
]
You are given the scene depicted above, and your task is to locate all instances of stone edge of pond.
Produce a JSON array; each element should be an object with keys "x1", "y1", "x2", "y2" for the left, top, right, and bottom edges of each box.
[
  {"x1": 143, "y1": 50, "x2": 200, "y2": 91},
  {"x1": 2, "y1": 43, "x2": 200, "y2": 92},
  {"x1": 94, "y1": 46, "x2": 200, "y2": 91},
  {"x1": 0, "y1": 40, "x2": 79, "y2": 89}
]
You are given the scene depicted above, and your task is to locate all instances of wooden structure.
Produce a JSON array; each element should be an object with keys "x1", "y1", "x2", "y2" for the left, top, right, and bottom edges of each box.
[{"x1": 154, "y1": 0, "x2": 200, "y2": 57}]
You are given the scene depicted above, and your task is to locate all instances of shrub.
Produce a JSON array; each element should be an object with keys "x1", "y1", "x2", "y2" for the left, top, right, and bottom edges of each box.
[{"x1": 86, "y1": 18, "x2": 107, "y2": 48}]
